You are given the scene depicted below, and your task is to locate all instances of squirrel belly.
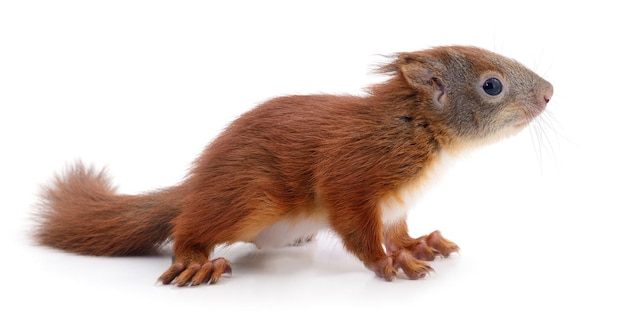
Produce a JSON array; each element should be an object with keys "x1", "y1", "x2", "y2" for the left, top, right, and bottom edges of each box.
[{"x1": 252, "y1": 213, "x2": 328, "y2": 249}]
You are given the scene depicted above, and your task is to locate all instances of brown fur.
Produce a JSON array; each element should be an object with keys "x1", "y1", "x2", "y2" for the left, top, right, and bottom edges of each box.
[
  {"x1": 33, "y1": 46, "x2": 553, "y2": 286},
  {"x1": 35, "y1": 163, "x2": 182, "y2": 256}
]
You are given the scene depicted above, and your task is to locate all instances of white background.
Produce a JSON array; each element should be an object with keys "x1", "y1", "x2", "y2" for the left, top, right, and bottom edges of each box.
[{"x1": 1, "y1": 1, "x2": 624, "y2": 329}]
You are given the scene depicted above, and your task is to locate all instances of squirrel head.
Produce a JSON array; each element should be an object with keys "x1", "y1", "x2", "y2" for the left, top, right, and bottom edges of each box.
[{"x1": 380, "y1": 46, "x2": 553, "y2": 150}]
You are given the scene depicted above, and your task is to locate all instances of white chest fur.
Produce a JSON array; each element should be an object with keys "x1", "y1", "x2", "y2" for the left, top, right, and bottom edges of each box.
[
  {"x1": 378, "y1": 182, "x2": 422, "y2": 226},
  {"x1": 378, "y1": 150, "x2": 453, "y2": 227}
]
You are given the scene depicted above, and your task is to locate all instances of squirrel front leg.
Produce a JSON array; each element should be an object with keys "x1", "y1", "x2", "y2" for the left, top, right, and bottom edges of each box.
[
  {"x1": 328, "y1": 205, "x2": 431, "y2": 281},
  {"x1": 384, "y1": 218, "x2": 459, "y2": 261}
]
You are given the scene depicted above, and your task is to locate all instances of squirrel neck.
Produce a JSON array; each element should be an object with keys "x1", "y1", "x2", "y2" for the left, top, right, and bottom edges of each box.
[{"x1": 366, "y1": 75, "x2": 453, "y2": 153}]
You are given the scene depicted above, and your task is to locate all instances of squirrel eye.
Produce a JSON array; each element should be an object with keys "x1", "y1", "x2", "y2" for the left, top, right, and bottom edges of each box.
[{"x1": 482, "y1": 77, "x2": 503, "y2": 96}]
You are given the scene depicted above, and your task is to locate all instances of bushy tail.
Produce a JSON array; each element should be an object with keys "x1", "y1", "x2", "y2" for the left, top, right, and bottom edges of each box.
[{"x1": 33, "y1": 162, "x2": 181, "y2": 256}]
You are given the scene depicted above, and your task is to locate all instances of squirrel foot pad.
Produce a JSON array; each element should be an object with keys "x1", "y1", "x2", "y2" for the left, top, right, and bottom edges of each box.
[{"x1": 158, "y1": 257, "x2": 232, "y2": 287}]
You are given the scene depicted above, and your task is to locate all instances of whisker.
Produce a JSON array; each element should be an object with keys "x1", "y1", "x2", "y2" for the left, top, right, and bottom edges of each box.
[
  {"x1": 537, "y1": 119, "x2": 550, "y2": 166},
  {"x1": 528, "y1": 109, "x2": 561, "y2": 173},
  {"x1": 530, "y1": 116, "x2": 544, "y2": 169}
]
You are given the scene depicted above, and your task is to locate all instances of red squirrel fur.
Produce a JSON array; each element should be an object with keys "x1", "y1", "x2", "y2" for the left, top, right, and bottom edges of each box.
[{"x1": 34, "y1": 46, "x2": 553, "y2": 286}]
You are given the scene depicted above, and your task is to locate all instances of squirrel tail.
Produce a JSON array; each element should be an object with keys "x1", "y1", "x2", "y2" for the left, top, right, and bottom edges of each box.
[{"x1": 33, "y1": 162, "x2": 181, "y2": 256}]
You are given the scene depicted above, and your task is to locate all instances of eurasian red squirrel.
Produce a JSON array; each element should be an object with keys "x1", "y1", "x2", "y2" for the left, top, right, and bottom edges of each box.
[{"x1": 34, "y1": 46, "x2": 553, "y2": 286}]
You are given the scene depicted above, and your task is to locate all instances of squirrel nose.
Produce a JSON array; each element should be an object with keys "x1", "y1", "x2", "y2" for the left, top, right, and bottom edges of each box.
[{"x1": 542, "y1": 81, "x2": 554, "y2": 104}]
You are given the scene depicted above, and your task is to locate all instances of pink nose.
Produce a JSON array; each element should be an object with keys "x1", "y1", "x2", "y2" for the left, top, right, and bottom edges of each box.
[{"x1": 542, "y1": 82, "x2": 554, "y2": 104}]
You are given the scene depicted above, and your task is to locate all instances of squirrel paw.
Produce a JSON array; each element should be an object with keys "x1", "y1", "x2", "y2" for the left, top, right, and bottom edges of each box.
[
  {"x1": 366, "y1": 257, "x2": 396, "y2": 281},
  {"x1": 410, "y1": 230, "x2": 459, "y2": 261},
  {"x1": 158, "y1": 257, "x2": 232, "y2": 287},
  {"x1": 366, "y1": 251, "x2": 432, "y2": 281},
  {"x1": 392, "y1": 250, "x2": 433, "y2": 280}
]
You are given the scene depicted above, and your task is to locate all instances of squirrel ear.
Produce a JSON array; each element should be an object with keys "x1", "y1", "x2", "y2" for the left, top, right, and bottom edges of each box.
[{"x1": 395, "y1": 53, "x2": 447, "y2": 108}]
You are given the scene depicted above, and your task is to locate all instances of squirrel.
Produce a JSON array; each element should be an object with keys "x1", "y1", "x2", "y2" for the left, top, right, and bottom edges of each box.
[{"x1": 33, "y1": 46, "x2": 553, "y2": 286}]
